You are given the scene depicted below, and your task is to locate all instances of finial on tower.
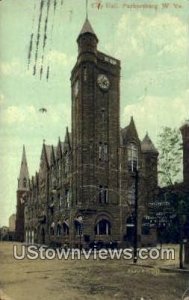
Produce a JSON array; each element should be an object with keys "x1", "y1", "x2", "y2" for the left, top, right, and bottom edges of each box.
[{"x1": 86, "y1": 0, "x2": 88, "y2": 19}]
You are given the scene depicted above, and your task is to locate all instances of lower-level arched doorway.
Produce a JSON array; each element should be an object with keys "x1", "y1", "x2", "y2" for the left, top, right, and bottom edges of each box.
[{"x1": 95, "y1": 219, "x2": 111, "y2": 235}]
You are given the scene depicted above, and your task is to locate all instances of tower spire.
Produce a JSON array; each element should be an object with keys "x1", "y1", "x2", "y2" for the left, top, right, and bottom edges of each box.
[{"x1": 18, "y1": 145, "x2": 30, "y2": 191}]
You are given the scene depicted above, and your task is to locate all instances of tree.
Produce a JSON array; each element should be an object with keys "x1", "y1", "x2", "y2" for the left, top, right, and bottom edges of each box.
[{"x1": 158, "y1": 126, "x2": 182, "y2": 186}]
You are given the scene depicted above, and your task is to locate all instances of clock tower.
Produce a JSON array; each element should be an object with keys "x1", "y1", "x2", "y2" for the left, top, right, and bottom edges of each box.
[{"x1": 71, "y1": 18, "x2": 121, "y2": 243}]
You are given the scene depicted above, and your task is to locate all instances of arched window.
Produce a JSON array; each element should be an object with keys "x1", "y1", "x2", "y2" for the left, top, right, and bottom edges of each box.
[
  {"x1": 25, "y1": 230, "x2": 28, "y2": 243},
  {"x1": 95, "y1": 219, "x2": 111, "y2": 235},
  {"x1": 31, "y1": 230, "x2": 34, "y2": 244},
  {"x1": 74, "y1": 216, "x2": 83, "y2": 235},
  {"x1": 99, "y1": 142, "x2": 108, "y2": 161},
  {"x1": 99, "y1": 186, "x2": 108, "y2": 204},
  {"x1": 63, "y1": 220, "x2": 69, "y2": 235},
  {"x1": 57, "y1": 221, "x2": 62, "y2": 236},
  {"x1": 127, "y1": 143, "x2": 138, "y2": 172}
]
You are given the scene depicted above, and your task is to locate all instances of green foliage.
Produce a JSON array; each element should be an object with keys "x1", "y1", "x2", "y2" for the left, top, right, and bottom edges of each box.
[
  {"x1": 167, "y1": 191, "x2": 189, "y2": 217},
  {"x1": 158, "y1": 127, "x2": 182, "y2": 186}
]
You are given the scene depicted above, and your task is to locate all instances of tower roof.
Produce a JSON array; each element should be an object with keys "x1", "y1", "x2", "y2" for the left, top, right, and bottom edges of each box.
[
  {"x1": 18, "y1": 145, "x2": 30, "y2": 190},
  {"x1": 64, "y1": 127, "x2": 71, "y2": 152},
  {"x1": 180, "y1": 119, "x2": 189, "y2": 130},
  {"x1": 121, "y1": 116, "x2": 139, "y2": 145},
  {"x1": 141, "y1": 133, "x2": 158, "y2": 154},
  {"x1": 56, "y1": 137, "x2": 63, "y2": 159},
  {"x1": 79, "y1": 18, "x2": 96, "y2": 36}
]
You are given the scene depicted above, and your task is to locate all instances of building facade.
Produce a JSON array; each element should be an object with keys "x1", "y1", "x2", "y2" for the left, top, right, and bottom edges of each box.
[{"x1": 20, "y1": 19, "x2": 159, "y2": 247}]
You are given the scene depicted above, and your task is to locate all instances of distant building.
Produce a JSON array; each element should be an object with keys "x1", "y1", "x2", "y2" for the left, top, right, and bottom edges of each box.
[
  {"x1": 9, "y1": 214, "x2": 16, "y2": 232},
  {"x1": 0, "y1": 226, "x2": 9, "y2": 241}
]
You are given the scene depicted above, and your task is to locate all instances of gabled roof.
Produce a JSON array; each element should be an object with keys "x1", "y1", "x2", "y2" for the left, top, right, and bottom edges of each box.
[
  {"x1": 44, "y1": 144, "x2": 52, "y2": 166},
  {"x1": 56, "y1": 137, "x2": 63, "y2": 159},
  {"x1": 40, "y1": 143, "x2": 52, "y2": 169},
  {"x1": 141, "y1": 133, "x2": 158, "y2": 154},
  {"x1": 50, "y1": 145, "x2": 56, "y2": 166},
  {"x1": 121, "y1": 117, "x2": 140, "y2": 145}
]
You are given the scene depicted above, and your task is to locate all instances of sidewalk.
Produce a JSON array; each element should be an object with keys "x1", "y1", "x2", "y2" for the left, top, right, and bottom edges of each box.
[
  {"x1": 0, "y1": 290, "x2": 13, "y2": 300},
  {"x1": 159, "y1": 266, "x2": 189, "y2": 273}
]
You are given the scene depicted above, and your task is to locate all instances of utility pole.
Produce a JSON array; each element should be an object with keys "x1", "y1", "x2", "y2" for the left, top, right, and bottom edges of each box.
[{"x1": 179, "y1": 212, "x2": 186, "y2": 269}]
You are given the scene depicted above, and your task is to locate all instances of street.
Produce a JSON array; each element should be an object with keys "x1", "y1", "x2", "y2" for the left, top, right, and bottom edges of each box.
[{"x1": 0, "y1": 242, "x2": 188, "y2": 300}]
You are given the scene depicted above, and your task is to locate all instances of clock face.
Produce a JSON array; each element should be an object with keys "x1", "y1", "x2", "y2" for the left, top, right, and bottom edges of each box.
[
  {"x1": 74, "y1": 80, "x2": 79, "y2": 97},
  {"x1": 97, "y1": 74, "x2": 110, "y2": 90}
]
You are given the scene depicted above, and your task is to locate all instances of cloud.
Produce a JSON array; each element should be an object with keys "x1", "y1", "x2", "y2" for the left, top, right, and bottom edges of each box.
[
  {"x1": 0, "y1": 103, "x2": 71, "y2": 127},
  {"x1": 0, "y1": 51, "x2": 74, "y2": 78},
  {"x1": 0, "y1": 94, "x2": 5, "y2": 106},
  {"x1": 0, "y1": 59, "x2": 24, "y2": 76},
  {"x1": 104, "y1": 11, "x2": 189, "y2": 109},
  {"x1": 105, "y1": 12, "x2": 188, "y2": 72},
  {"x1": 46, "y1": 50, "x2": 74, "y2": 67},
  {"x1": 121, "y1": 90, "x2": 189, "y2": 144}
]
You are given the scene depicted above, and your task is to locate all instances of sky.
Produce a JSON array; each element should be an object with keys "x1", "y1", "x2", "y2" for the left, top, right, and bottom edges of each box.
[{"x1": 0, "y1": 0, "x2": 188, "y2": 227}]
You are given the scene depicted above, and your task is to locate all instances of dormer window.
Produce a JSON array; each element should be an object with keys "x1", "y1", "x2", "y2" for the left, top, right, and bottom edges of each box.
[{"x1": 127, "y1": 143, "x2": 138, "y2": 172}]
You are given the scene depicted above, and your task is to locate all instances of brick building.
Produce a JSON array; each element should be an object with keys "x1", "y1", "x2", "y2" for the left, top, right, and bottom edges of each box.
[{"x1": 18, "y1": 19, "x2": 159, "y2": 247}]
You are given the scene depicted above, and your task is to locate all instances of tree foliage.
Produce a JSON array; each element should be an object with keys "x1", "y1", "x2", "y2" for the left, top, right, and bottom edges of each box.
[{"x1": 158, "y1": 127, "x2": 182, "y2": 186}]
